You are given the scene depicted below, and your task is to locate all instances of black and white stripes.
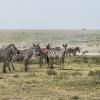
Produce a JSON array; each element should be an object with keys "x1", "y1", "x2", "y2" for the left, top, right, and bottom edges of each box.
[
  {"x1": 47, "y1": 44, "x2": 67, "y2": 69},
  {"x1": 10, "y1": 48, "x2": 35, "y2": 72},
  {"x1": 0, "y1": 43, "x2": 81, "y2": 73},
  {"x1": 0, "y1": 44, "x2": 19, "y2": 73},
  {"x1": 66, "y1": 47, "x2": 80, "y2": 57}
]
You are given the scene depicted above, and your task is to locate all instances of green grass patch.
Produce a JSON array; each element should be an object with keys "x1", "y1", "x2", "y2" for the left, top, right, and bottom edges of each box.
[{"x1": 47, "y1": 69, "x2": 57, "y2": 75}]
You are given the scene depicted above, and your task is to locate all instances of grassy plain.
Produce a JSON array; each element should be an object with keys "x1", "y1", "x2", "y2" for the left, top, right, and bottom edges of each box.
[
  {"x1": 0, "y1": 30, "x2": 100, "y2": 100},
  {"x1": 0, "y1": 56, "x2": 100, "y2": 100},
  {"x1": 0, "y1": 29, "x2": 100, "y2": 45}
]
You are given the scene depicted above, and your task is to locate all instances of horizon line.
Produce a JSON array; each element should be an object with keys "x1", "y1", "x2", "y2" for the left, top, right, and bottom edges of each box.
[{"x1": 0, "y1": 28, "x2": 100, "y2": 30}]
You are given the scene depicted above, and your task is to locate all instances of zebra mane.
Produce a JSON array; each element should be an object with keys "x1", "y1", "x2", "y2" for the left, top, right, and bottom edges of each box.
[{"x1": 4, "y1": 44, "x2": 16, "y2": 51}]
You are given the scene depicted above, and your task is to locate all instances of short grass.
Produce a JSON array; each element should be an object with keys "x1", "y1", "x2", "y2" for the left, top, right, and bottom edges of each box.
[{"x1": 0, "y1": 56, "x2": 100, "y2": 100}]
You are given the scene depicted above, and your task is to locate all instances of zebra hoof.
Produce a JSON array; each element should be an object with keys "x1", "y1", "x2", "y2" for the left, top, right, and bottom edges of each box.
[
  {"x1": 25, "y1": 68, "x2": 28, "y2": 72},
  {"x1": 50, "y1": 67, "x2": 53, "y2": 69},
  {"x1": 13, "y1": 68, "x2": 15, "y2": 71},
  {"x1": 3, "y1": 70, "x2": 7, "y2": 73}
]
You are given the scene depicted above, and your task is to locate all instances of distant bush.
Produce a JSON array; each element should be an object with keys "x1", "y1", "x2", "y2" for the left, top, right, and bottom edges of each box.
[{"x1": 47, "y1": 69, "x2": 57, "y2": 75}]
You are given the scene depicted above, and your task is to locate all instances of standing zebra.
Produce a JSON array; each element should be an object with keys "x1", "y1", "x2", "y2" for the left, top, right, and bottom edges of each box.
[
  {"x1": 32, "y1": 44, "x2": 49, "y2": 68},
  {"x1": 0, "y1": 44, "x2": 19, "y2": 73},
  {"x1": 9, "y1": 47, "x2": 37, "y2": 72},
  {"x1": 46, "y1": 43, "x2": 67, "y2": 69},
  {"x1": 66, "y1": 47, "x2": 80, "y2": 57}
]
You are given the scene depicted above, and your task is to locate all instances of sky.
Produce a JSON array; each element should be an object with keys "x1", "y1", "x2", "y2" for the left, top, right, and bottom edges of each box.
[{"x1": 0, "y1": 0, "x2": 100, "y2": 29}]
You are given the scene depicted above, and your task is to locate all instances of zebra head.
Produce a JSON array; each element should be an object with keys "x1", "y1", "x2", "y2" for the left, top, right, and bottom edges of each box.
[
  {"x1": 62, "y1": 43, "x2": 67, "y2": 54},
  {"x1": 33, "y1": 44, "x2": 41, "y2": 56},
  {"x1": 5, "y1": 44, "x2": 19, "y2": 55}
]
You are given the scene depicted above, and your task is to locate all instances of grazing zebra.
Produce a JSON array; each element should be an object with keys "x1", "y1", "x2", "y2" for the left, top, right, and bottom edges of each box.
[
  {"x1": 32, "y1": 44, "x2": 49, "y2": 68},
  {"x1": 66, "y1": 47, "x2": 80, "y2": 57},
  {"x1": 0, "y1": 44, "x2": 19, "y2": 73},
  {"x1": 46, "y1": 43, "x2": 67, "y2": 69},
  {"x1": 9, "y1": 47, "x2": 37, "y2": 72}
]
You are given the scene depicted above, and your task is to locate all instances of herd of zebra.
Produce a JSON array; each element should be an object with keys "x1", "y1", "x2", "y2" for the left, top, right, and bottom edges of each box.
[{"x1": 0, "y1": 43, "x2": 81, "y2": 73}]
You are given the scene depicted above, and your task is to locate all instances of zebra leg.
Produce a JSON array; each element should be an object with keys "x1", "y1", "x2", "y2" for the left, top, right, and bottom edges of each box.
[
  {"x1": 59, "y1": 59, "x2": 62, "y2": 70},
  {"x1": 3, "y1": 61, "x2": 7, "y2": 73},
  {"x1": 60, "y1": 58, "x2": 63, "y2": 70},
  {"x1": 8, "y1": 63, "x2": 11, "y2": 72},
  {"x1": 11, "y1": 62, "x2": 15, "y2": 70},
  {"x1": 62, "y1": 58, "x2": 65, "y2": 70},
  {"x1": 48, "y1": 58, "x2": 52, "y2": 69},
  {"x1": 24, "y1": 59, "x2": 29, "y2": 72},
  {"x1": 6, "y1": 61, "x2": 11, "y2": 72},
  {"x1": 59, "y1": 57, "x2": 64, "y2": 70},
  {"x1": 39, "y1": 57, "x2": 42, "y2": 67},
  {"x1": 50, "y1": 58, "x2": 53, "y2": 69},
  {"x1": 46, "y1": 56, "x2": 49, "y2": 68},
  {"x1": 48, "y1": 58, "x2": 51, "y2": 69}
]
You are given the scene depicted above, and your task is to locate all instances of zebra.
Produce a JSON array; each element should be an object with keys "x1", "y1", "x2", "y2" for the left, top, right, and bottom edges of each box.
[
  {"x1": 9, "y1": 47, "x2": 37, "y2": 72},
  {"x1": 0, "y1": 48, "x2": 15, "y2": 71},
  {"x1": 32, "y1": 44, "x2": 49, "y2": 68},
  {"x1": 0, "y1": 44, "x2": 19, "y2": 73},
  {"x1": 46, "y1": 43, "x2": 67, "y2": 69},
  {"x1": 66, "y1": 47, "x2": 80, "y2": 57}
]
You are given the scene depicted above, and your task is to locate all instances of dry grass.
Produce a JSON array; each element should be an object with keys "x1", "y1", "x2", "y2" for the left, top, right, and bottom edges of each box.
[{"x1": 0, "y1": 57, "x2": 100, "y2": 100}]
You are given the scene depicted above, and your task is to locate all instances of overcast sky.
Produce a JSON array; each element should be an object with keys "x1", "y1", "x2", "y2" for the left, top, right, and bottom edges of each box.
[{"x1": 0, "y1": 0, "x2": 100, "y2": 29}]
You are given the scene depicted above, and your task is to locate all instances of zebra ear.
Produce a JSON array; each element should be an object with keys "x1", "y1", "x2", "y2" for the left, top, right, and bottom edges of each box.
[
  {"x1": 33, "y1": 43, "x2": 35, "y2": 46},
  {"x1": 63, "y1": 43, "x2": 67, "y2": 48},
  {"x1": 62, "y1": 44, "x2": 65, "y2": 47}
]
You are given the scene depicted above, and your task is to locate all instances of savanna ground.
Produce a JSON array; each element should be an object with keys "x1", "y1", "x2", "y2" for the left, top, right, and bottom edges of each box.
[{"x1": 0, "y1": 30, "x2": 100, "y2": 100}]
